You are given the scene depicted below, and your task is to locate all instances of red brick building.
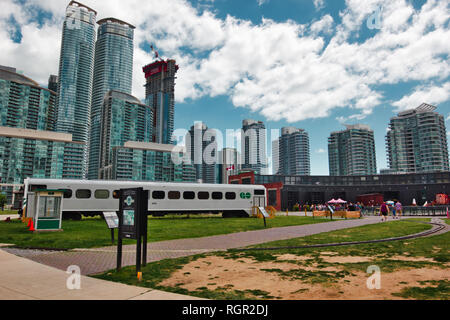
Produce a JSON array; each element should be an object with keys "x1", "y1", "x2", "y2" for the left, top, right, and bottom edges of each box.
[{"x1": 229, "y1": 171, "x2": 283, "y2": 211}]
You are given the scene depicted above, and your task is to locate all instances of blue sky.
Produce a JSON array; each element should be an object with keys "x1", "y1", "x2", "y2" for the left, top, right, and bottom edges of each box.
[{"x1": 1, "y1": 0, "x2": 449, "y2": 175}]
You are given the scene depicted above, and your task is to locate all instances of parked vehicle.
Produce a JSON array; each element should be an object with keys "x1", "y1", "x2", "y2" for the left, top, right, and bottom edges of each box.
[{"x1": 23, "y1": 178, "x2": 267, "y2": 220}]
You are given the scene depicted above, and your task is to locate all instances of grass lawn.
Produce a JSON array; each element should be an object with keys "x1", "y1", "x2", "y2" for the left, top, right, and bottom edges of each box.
[
  {"x1": 94, "y1": 219, "x2": 449, "y2": 300},
  {"x1": 0, "y1": 215, "x2": 330, "y2": 249},
  {"x1": 247, "y1": 219, "x2": 432, "y2": 248},
  {"x1": 0, "y1": 209, "x2": 18, "y2": 215}
]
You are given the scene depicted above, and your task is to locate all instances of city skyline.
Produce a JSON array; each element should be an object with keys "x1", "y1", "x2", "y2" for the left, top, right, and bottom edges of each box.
[{"x1": 1, "y1": 0, "x2": 449, "y2": 175}]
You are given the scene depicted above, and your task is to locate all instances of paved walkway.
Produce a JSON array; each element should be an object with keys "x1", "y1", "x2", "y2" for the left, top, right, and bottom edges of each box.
[
  {"x1": 0, "y1": 214, "x2": 19, "y2": 221},
  {"x1": 0, "y1": 249, "x2": 203, "y2": 300},
  {"x1": 5, "y1": 217, "x2": 387, "y2": 275}
]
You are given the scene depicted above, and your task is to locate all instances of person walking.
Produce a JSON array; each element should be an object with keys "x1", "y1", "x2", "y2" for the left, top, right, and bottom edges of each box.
[
  {"x1": 392, "y1": 202, "x2": 396, "y2": 219},
  {"x1": 395, "y1": 201, "x2": 402, "y2": 219},
  {"x1": 380, "y1": 201, "x2": 389, "y2": 222}
]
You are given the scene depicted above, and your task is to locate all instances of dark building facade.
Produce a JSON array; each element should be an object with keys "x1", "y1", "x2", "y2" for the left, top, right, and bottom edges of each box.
[{"x1": 255, "y1": 172, "x2": 450, "y2": 210}]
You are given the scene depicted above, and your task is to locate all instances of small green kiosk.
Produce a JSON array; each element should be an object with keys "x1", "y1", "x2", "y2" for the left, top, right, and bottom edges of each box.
[{"x1": 26, "y1": 189, "x2": 64, "y2": 231}]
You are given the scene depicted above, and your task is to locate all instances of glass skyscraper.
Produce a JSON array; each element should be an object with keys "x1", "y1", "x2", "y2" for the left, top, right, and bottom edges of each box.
[
  {"x1": 0, "y1": 67, "x2": 79, "y2": 203},
  {"x1": 386, "y1": 103, "x2": 449, "y2": 173},
  {"x1": 55, "y1": 1, "x2": 97, "y2": 179},
  {"x1": 328, "y1": 124, "x2": 377, "y2": 176},
  {"x1": 241, "y1": 119, "x2": 268, "y2": 175},
  {"x1": 98, "y1": 90, "x2": 152, "y2": 179},
  {"x1": 98, "y1": 90, "x2": 193, "y2": 182},
  {"x1": 88, "y1": 18, "x2": 134, "y2": 179},
  {"x1": 278, "y1": 127, "x2": 310, "y2": 176},
  {"x1": 111, "y1": 142, "x2": 194, "y2": 182},
  {"x1": 186, "y1": 122, "x2": 218, "y2": 183}
]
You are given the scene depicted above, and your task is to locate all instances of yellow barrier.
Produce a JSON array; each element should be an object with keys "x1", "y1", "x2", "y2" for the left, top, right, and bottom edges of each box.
[
  {"x1": 333, "y1": 210, "x2": 347, "y2": 218},
  {"x1": 313, "y1": 210, "x2": 361, "y2": 219},
  {"x1": 346, "y1": 211, "x2": 361, "y2": 218},
  {"x1": 252, "y1": 206, "x2": 275, "y2": 219},
  {"x1": 313, "y1": 211, "x2": 331, "y2": 217},
  {"x1": 265, "y1": 206, "x2": 276, "y2": 218}
]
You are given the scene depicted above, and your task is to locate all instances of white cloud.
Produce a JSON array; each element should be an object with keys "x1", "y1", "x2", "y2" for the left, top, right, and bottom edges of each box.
[
  {"x1": 310, "y1": 14, "x2": 334, "y2": 35},
  {"x1": 315, "y1": 148, "x2": 326, "y2": 153},
  {"x1": 392, "y1": 82, "x2": 450, "y2": 111},
  {"x1": 0, "y1": 0, "x2": 449, "y2": 124},
  {"x1": 313, "y1": 0, "x2": 325, "y2": 11},
  {"x1": 257, "y1": 0, "x2": 269, "y2": 6}
]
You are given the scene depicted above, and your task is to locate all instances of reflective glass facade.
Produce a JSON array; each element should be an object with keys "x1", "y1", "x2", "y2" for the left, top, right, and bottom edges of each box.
[
  {"x1": 99, "y1": 91, "x2": 152, "y2": 178},
  {"x1": 111, "y1": 147, "x2": 193, "y2": 182},
  {"x1": 0, "y1": 70, "x2": 55, "y2": 131},
  {"x1": 386, "y1": 104, "x2": 449, "y2": 173},
  {"x1": 241, "y1": 119, "x2": 268, "y2": 175},
  {"x1": 278, "y1": 127, "x2": 310, "y2": 176},
  {"x1": 0, "y1": 67, "x2": 80, "y2": 202},
  {"x1": 88, "y1": 18, "x2": 134, "y2": 179},
  {"x1": 0, "y1": 137, "x2": 69, "y2": 185},
  {"x1": 55, "y1": 2, "x2": 96, "y2": 178},
  {"x1": 186, "y1": 122, "x2": 218, "y2": 183},
  {"x1": 328, "y1": 124, "x2": 377, "y2": 176}
]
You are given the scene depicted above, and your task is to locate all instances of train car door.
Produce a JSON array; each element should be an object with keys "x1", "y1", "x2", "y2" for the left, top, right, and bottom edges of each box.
[{"x1": 253, "y1": 195, "x2": 266, "y2": 207}]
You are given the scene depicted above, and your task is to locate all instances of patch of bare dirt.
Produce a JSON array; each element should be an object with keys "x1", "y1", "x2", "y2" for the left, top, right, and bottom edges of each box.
[
  {"x1": 159, "y1": 255, "x2": 449, "y2": 300},
  {"x1": 320, "y1": 256, "x2": 373, "y2": 263},
  {"x1": 320, "y1": 251, "x2": 340, "y2": 256},
  {"x1": 275, "y1": 254, "x2": 314, "y2": 261},
  {"x1": 386, "y1": 256, "x2": 436, "y2": 263}
]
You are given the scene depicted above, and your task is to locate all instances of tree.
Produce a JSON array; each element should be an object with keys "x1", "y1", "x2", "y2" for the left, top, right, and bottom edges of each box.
[{"x1": 0, "y1": 193, "x2": 7, "y2": 211}]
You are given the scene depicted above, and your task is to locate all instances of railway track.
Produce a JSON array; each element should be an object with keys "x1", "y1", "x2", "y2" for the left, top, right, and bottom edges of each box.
[{"x1": 229, "y1": 219, "x2": 447, "y2": 252}]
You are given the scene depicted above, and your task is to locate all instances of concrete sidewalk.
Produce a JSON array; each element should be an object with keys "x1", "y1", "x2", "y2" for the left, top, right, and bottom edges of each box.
[{"x1": 0, "y1": 249, "x2": 203, "y2": 300}]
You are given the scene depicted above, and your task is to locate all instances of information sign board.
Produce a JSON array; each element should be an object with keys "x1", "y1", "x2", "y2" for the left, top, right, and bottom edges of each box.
[{"x1": 103, "y1": 211, "x2": 119, "y2": 229}]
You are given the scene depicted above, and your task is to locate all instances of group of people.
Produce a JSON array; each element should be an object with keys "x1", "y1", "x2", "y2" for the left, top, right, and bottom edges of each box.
[
  {"x1": 299, "y1": 202, "x2": 364, "y2": 212},
  {"x1": 379, "y1": 201, "x2": 403, "y2": 221}
]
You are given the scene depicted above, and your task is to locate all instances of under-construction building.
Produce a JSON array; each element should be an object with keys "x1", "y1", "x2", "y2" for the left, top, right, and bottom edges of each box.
[{"x1": 142, "y1": 59, "x2": 178, "y2": 144}]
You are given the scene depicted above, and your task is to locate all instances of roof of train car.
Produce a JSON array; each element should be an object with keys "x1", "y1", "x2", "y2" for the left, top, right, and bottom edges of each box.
[{"x1": 24, "y1": 178, "x2": 265, "y2": 189}]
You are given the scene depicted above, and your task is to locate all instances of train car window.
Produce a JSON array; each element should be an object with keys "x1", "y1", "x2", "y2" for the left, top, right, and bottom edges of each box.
[
  {"x1": 63, "y1": 189, "x2": 72, "y2": 198},
  {"x1": 152, "y1": 190, "x2": 165, "y2": 199},
  {"x1": 29, "y1": 184, "x2": 47, "y2": 191},
  {"x1": 254, "y1": 189, "x2": 265, "y2": 195},
  {"x1": 183, "y1": 191, "x2": 195, "y2": 199},
  {"x1": 198, "y1": 191, "x2": 209, "y2": 200},
  {"x1": 168, "y1": 191, "x2": 181, "y2": 199},
  {"x1": 212, "y1": 192, "x2": 223, "y2": 200},
  {"x1": 112, "y1": 190, "x2": 120, "y2": 199},
  {"x1": 94, "y1": 189, "x2": 110, "y2": 199},
  {"x1": 76, "y1": 189, "x2": 91, "y2": 199},
  {"x1": 225, "y1": 192, "x2": 236, "y2": 200}
]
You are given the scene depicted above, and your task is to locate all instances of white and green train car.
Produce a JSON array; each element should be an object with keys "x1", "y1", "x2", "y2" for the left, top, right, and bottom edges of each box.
[{"x1": 23, "y1": 178, "x2": 267, "y2": 220}]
